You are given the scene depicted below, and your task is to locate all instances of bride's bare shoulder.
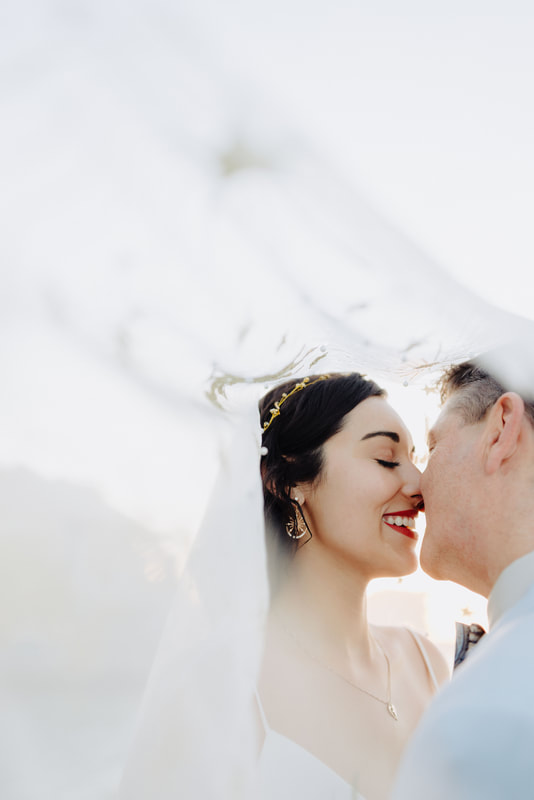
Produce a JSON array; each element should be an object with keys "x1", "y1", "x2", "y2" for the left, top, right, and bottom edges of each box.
[{"x1": 372, "y1": 624, "x2": 451, "y2": 685}]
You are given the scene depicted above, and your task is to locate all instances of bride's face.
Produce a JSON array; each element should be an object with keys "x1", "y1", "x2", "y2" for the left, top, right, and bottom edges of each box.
[{"x1": 297, "y1": 396, "x2": 422, "y2": 577}]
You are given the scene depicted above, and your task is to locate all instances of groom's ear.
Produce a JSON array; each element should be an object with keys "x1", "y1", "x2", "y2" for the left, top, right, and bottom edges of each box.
[{"x1": 483, "y1": 392, "x2": 524, "y2": 475}]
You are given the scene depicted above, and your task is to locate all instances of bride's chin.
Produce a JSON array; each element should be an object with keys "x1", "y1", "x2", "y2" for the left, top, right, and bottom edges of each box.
[
  {"x1": 371, "y1": 560, "x2": 418, "y2": 581},
  {"x1": 402, "y1": 547, "x2": 420, "y2": 571},
  {"x1": 403, "y1": 559, "x2": 419, "y2": 576},
  {"x1": 387, "y1": 553, "x2": 419, "y2": 578}
]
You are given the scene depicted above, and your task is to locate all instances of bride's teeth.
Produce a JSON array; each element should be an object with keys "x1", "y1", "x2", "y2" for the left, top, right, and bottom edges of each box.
[{"x1": 384, "y1": 515, "x2": 415, "y2": 528}]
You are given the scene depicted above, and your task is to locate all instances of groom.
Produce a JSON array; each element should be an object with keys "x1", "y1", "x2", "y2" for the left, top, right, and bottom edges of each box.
[{"x1": 392, "y1": 353, "x2": 534, "y2": 799}]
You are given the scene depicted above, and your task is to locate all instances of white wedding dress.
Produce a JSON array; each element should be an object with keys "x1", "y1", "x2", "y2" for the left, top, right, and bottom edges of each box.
[
  {"x1": 256, "y1": 691, "x2": 365, "y2": 799},
  {"x1": 255, "y1": 629, "x2": 439, "y2": 800}
]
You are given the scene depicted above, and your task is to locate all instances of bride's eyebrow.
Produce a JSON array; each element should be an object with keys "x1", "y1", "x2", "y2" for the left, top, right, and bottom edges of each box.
[{"x1": 360, "y1": 431, "x2": 400, "y2": 443}]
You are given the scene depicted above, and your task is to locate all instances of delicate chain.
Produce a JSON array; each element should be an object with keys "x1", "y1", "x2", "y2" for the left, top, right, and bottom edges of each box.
[{"x1": 278, "y1": 622, "x2": 399, "y2": 720}]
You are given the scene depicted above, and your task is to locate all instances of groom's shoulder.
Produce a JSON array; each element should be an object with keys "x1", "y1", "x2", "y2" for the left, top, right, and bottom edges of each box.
[
  {"x1": 433, "y1": 607, "x2": 533, "y2": 713},
  {"x1": 391, "y1": 600, "x2": 534, "y2": 799}
]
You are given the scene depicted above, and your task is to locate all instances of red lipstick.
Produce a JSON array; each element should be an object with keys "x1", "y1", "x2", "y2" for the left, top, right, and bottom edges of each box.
[{"x1": 382, "y1": 509, "x2": 420, "y2": 540}]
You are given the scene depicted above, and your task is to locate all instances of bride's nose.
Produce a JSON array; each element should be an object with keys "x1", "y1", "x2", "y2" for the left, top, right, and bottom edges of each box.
[{"x1": 402, "y1": 461, "x2": 423, "y2": 506}]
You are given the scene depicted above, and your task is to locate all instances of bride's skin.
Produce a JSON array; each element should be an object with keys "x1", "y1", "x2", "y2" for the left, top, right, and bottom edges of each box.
[{"x1": 258, "y1": 396, "x2": 449, "y2": 800}]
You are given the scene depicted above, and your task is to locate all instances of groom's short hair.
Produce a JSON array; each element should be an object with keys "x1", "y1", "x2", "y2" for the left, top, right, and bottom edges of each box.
[{"x1": 439, "y1": 359, "x2": 534, "y2": 427}]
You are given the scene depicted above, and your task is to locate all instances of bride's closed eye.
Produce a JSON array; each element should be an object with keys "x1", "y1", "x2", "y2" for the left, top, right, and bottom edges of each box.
[{"x1": 376, "y1": 459, "x2": 400, "y2": 469}]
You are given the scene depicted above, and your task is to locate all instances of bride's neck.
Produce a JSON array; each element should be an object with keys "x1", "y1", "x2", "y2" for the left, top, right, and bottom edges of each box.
[{"x1": 271, "y1": 545, "x2": 373, "y2": 662}]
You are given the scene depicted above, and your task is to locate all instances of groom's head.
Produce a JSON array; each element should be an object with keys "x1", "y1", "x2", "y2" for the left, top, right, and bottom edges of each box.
[{"x1": 420, "y1": 354, "x2": 534, "y2": 597}]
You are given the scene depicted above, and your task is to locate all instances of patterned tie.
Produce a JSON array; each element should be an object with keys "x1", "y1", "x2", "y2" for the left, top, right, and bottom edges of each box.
[{"x1": 454, "y1": 622, "x2": 486, "y2": 669}]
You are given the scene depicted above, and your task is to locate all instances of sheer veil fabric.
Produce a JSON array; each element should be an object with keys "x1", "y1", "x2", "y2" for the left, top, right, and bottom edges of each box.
[
  {"x1": 4, "y1": 5, "x2": 534, "y2": 797},
  {"x1": 119, "y1": 406, "x2": 269, "y2": 799}
]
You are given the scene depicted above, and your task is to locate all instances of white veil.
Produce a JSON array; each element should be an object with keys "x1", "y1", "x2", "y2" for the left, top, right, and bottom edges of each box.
[
  {"x1": 3, "y1": 2, "x2": 534, "y2": 798},
  {"x1": 119, "y1": 406, "x2": 269, "y2": 799}
]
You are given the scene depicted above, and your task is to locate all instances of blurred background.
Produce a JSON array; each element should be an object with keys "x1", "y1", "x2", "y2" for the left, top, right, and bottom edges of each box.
[{"x1": 2, "y1": 1, "x2": 533, "y2": 797}]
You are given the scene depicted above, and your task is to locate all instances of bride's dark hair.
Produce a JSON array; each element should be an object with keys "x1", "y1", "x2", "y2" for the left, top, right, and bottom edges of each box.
[{"x1": 259, "y1": 372, "x2": 384, "y2": 592}]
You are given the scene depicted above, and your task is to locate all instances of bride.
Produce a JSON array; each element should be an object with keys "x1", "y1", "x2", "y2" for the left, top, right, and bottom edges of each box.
[
  {"x1": 256, "y1": 372, "x2": 449, "y2": 799},
  {"x1": 119, "y1": 370, "x2": 449, "y2": 800}
]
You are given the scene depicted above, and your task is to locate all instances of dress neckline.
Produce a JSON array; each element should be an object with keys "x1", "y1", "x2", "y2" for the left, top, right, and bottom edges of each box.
[
  {"x1": 263, "y1": 725, "x2": 353, "y2": 788},
  {"x1": 255, "y1": 688, "x2": 356, "y2": 791}
]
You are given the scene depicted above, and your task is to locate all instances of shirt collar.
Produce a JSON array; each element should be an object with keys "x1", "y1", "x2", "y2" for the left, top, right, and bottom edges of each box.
[{"x1": 488, "y1": 550, "x2": 534, "y2": 629}]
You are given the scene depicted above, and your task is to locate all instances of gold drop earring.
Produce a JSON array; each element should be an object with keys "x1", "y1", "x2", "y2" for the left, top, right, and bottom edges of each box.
[{"x1": 286, "y1": 496, "x2": 310, "y2": 540}]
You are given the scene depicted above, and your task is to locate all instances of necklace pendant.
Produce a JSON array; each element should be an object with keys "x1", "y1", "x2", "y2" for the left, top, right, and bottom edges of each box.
[{"x1": 387, "y1": 702, "x2": 398, "y2": 721}]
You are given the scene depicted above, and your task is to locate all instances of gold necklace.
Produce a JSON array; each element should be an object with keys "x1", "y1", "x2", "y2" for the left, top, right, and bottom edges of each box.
[{"x1": 279, "y1": 623, "x2": 399, "y2": 721}]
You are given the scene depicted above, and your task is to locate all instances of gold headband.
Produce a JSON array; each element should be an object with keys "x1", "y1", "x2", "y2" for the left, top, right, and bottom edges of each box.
[{"x1": 262, "y1": 375, "x2": 330, "y2": 432}]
